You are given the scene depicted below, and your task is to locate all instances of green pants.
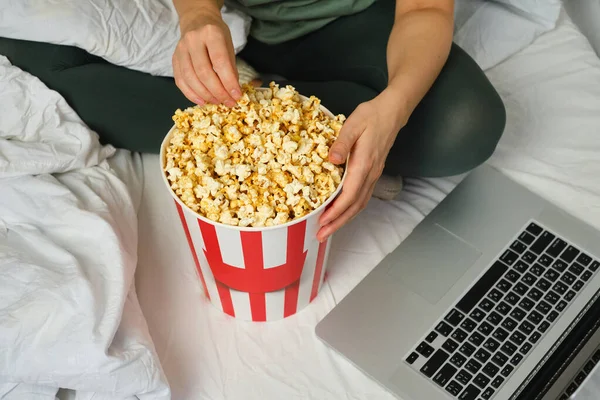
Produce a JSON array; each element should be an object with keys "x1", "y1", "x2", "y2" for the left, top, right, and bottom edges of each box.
[{"x1": 0, "y1": 1, "x2": 505, "y2": 178}]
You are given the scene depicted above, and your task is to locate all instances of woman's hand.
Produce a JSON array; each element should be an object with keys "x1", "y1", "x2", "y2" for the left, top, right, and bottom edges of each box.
[
  {"x1": 173, "y1": 7, "x2": 242, "y2": 106},
  {"x1": 317, "y1": 88, "x2": 408, "y2": 242}
]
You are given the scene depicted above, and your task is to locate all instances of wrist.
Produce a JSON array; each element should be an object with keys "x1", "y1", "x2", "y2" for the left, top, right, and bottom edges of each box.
[
  {"x1": 176, "y1": 1, "x2": 222, "y2": 33},
  {"x1": 376, "y1": 85, "x2": 411, "y2": 131}
]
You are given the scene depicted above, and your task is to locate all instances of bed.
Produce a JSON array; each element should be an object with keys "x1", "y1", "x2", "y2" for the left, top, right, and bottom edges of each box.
[{"x1": 1, "y1": 2, "x2": 600, "y2": 400}]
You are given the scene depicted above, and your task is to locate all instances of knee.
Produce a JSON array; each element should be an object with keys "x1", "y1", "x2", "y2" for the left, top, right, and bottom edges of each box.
[{"x1": 396, "y1": 44, "x2": 507, "y2": 177}]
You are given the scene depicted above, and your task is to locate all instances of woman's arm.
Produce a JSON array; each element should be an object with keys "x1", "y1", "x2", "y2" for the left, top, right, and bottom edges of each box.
[{"x1": 318, "y1": 0, "x2": 455, "y2": 241}]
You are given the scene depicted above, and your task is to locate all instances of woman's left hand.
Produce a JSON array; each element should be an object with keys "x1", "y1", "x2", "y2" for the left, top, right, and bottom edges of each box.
[{"x1": 317, "y1": 88, "x2": 407, "y2": 242}]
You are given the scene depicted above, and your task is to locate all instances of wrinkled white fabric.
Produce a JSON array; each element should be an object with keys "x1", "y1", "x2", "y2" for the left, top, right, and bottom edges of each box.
[
  {"x1": 0, "y1": 56, "x2": 170, "y2": 399},
  {"x1": 0, "y1": 0, "x2": 251, "y2": 77}
]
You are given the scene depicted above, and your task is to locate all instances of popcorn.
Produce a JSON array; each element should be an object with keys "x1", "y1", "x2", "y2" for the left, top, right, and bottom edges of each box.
[{"x1": 164, "y1": 82, "x2": 346, "y2": 227}]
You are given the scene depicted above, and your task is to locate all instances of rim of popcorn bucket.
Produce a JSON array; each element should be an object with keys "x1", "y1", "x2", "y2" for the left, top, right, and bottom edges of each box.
[{"x1": 159, "y1": 87, "x2": 348, "y2": 232}]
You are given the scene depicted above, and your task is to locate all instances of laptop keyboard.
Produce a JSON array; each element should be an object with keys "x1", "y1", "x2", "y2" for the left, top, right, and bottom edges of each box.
[{"x1": 404, "y1": 221, "x2": 600, "y2": 400}]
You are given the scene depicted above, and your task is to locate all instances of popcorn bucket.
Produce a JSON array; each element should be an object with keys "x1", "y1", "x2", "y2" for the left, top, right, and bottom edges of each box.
[{"x1": 159, "y1": 92, "x2": 346, "y2": 321}]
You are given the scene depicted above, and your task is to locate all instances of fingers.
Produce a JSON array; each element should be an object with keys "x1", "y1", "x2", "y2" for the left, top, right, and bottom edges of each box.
[
  {"x1": 317, "y1": 171, "x2": 376, "y2": 242},
  {"x1": 207, "y1": 33, "x2": 242, "y2": 100},
  {"x1": 190, "y1": 45, "x2": 236, "y2": 107},
  {"x1": 174, "y1": 49, "x2": 214, "y2": 105},
  {"x1": 328, "y1": 105, "x2": 366, "y2": 164}
]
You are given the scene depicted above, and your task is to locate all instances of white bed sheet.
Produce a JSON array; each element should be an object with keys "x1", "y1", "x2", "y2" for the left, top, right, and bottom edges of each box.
[{"x1": 134, "y1": 11, "x2": 600, "y2": 400}]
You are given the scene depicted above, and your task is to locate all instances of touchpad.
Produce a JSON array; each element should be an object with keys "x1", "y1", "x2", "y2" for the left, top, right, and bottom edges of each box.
[{"x1": 386, "y1": 223, "x2": 481, "y2": 304}]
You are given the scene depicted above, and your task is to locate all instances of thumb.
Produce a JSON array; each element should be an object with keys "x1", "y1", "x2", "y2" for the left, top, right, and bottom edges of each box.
[{"x1": 328, "y1": 110, "x2": 364, "y2": 164}]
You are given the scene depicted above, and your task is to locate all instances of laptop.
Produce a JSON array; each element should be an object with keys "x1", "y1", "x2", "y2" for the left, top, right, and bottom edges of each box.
[{"x1": 315, "y1": 164, "x2": 600, "y2": 400}]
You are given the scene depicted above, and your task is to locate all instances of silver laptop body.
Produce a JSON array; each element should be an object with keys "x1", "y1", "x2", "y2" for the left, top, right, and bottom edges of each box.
[{"x1": 315, "y1": 164, "x2": 600, "y2": 400}]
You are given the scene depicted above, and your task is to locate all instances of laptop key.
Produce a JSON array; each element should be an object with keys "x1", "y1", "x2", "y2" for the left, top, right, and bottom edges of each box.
[
  {"x1": 527, "y1": 310, "x2": 544, "y2": 325},
  {"x1": 560, "y1": 246, "x2": 580, "y2": 263},
  {"x1": 565, "y1": 290, "x2": 576, "y2": 302},
  {"x1": 491, "y1": 376, "x2": 505, "y2": 389},
  {"x1": 518, "y1": 321, "x2": 535, "y2": 335},
  {"x1": 406, "y1": 352, "x2": 419, "y2": 364},
  {"x1": 519, "y1": 298, "x2": 535, "y2": 311},
  {"x1": 483, "y1": 362, "x2": 500, "y2": 378},
  {"x1": 445, "y1": 380, "x2": 464, "y2": 397},
  {"x1": 531, "y1": 264, "x2": 546, "y2": 277},
  {"x1": 556, "y1": 300, "x2": 568, "y2": 312},
  {"x1": 547, "y1": 238, "x2": 567, "y2": 258},
  {"x1": 520, "y1": 342, "x2": 533, "y2": 354},
  {"x1": 420, "y1": 349, "x2": 450, "y2": 377},
  {"x1": 530, "y1": 331, "x2": 542, "y2": 344},
  {"x1": 460, "y1": 343, "x2": 476, "y2": 357},
  {"x1": 522, "y1": 273, "x2": 537, "y2": 286},
  {"x1": 502, "y1": 317, "x2": 518, "y2": 331},
  {"x1": 477, "y1": 322, "x2": 494, "y2": 336},
  {"x1": 488, "y1": 289, "x2": 503, "y2": 302},
  {"x1": 496, "y1": 301, "x2": 512, "y2": 316},
  {"x1": 417, "y1": 342, "x2": 435, "y2": 357},
  {"x1": 538, "y1": 254, "x2": 553, "y2": 267},
  {"x1": 473, "y1": 373, "x2": 490, "y2": 388},
  {"x1": 510, "y1": 240, "x2": 527, "y2": 254},
  {"x1": 577, "y1": 253, "x2": 592, "y2": 266},
  {"x1": 552, "y1": 281, "x2": 568, "y2": 295},
  {"x1": 510, "y1": 353, "x2": 524, "y2": 366},
  {"x1": 510, "y1": 331, "x2": 527, "y2": 346},
  {"x1": 492, "y1": 352, "x2": 509, "y2": 367},
  {"x1": 436, "y1": 321, "x2": 453, "y2": 336},
  {"x1": 474, "y1": 349, "x2": 491, "y2": 363},
  {"x1": 510, "y1": 307, "x2": 526, "y2": 322},
  {"x1": 501, "y1": 341, "x2": 518, "y2": 356},
  {"x1": 527, "y1": 287, "x2": 543, "y2": 301},
  {"x1": 496, "y1": 279, "x2": 512, "y2": 293},
  {"x1": 573, "y1": 280, "x2": 585, "y2": 292},
  {"x1": 561, "y1": 272, "x2": 577, "y2": 286},
  {"x1": 522, "y1": 251, "x2": 537, "y2": 264},
  {"x1": 460, "y1": 318, "x2": 477, "y2": 333},
  {"x1": 450, "y1": 353, "x2": 467, "y2": 368},
  {"x1": 465, "y1": 359, "x2": 482, "y2": 375},
  {"x1": 535, "y1": 278, "x2": 552, "y2": 291},
  {"x1": 505, "y1": 270, "x2": 521, "y2": 283},
  {"x1": 481, "y1": 387, "x2": 495, "y2": 400},
  {"x1": 493, "y1": 327, "x2": 509, "y2": 342},
  {"x1": 538, "y1": 321, "x2": 551, "y2": 333},
  {"x1": 425, "y1": 332, "x2": 438, "y2": 343},
  {"x1": 483, "y1": 338, "x2": 500, "y2": 353},
  {"x1": 458, "y1": 384, "x2": 481, "y2": 400},
  {"x1": 569, "y1": 263, "x2": 585, "y2": 276},
  {"x1": 590, "y1": 261, "x2": 599, "y2": 272},
  {"x1": 442, "y1": 338, "x2": 459, "y2": 353},
  {"x1": 505, "y1": 292, "x2": 520, "y2": 306},
  {"x1": 520, "y1": 230, "x2": 536, "y2": 244},
  {"x1": 501, "y1": 365, "x2": 514, "y2": 378},
  {"x1": 526, "y1": 223, "x2": 543, "y2": 236},
  {"x1": 487, "y1": 311, "x2": 503, "y2": 326},
  {"x1": 547, "y1": 311, "x2": 559, "y2": 323},
  {"x1": 479, "y1": 298, "x2": 495, "y2": 312},
  {"x1": 544, "y1": 291, "x2": 560, "y2": 305},
  {"x1": 514, "y1": 260, "x2": 529, "y2": 274},
  {"x1": 433, "y1": 363, "x2": 457, "y2": 387},
  {"x1": 553, "y1": 259, "x2": 569, "y2": 273},
  {"x1": 445, "y1": 309, "x2": 465, "y2": 326},
  {"x1": 451, "y1": 328, "x2": 468, "y2": 343},
  {"x1": 582, "y1": 270, "x2": 593, "y2": 282},
  {"x1": 500, "y1": 249, "x2": 519, "y2": 266},
  {"x1": 456, "y1": 370, "x2": 473, "y2": 385},
  {"x1": 514, "y1": 282, "x2": 529, "y2": 296},
  {"x1": 535, "y1": 300, "x2": 552, "y2": 315},
  {"x1": 456, "y1": 261, "x2": 508, "y2": 313},
  {"x1": 469, "y1": 308, "x2": 486, "y2": 322},
  {"x1": 544, "y1": 268, "x2": 560, "y2": 282},
  {"x1": 531, "y1": 231, "x2": 555, "y2": 254}
]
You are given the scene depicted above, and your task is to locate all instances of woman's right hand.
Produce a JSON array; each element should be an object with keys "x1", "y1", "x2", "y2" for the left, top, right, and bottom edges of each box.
[{"x1": 173, "y1": 7, "x2": 242, "y2": 107}]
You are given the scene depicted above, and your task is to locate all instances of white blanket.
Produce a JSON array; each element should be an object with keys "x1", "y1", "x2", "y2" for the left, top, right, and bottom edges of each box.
[{"x1": 0, "y1": 57, "x2": 170, "y2": 399}]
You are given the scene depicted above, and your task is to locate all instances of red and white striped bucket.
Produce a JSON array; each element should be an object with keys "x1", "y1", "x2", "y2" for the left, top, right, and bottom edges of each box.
[{"x1": 160, "y1": 97, "x2": 345, "y2": 321}]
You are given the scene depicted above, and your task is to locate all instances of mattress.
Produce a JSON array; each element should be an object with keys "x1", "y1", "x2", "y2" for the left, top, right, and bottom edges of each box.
[{"x1": 134, "y1": 11, "x2": 600, "y2": 400}]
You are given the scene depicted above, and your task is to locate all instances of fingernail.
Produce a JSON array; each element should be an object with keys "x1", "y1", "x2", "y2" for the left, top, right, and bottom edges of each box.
[
  {"x1": 225, "y1": 99, "x2": 236, "y2": 107},
  {"x1": 330, "y1": 152, "x2": 343, "y2": 163},
  {"x1": 195, "y1": 98, "x2": 205, "y2": 105},
  {"x1": 231, "y1": 89, "x2": 241, "y2": 99}
]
